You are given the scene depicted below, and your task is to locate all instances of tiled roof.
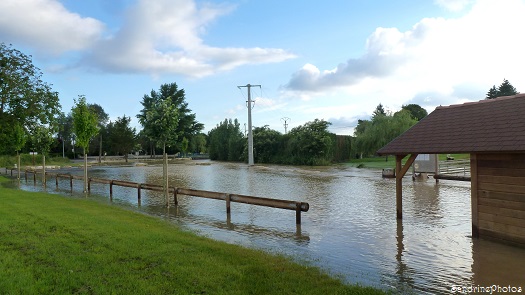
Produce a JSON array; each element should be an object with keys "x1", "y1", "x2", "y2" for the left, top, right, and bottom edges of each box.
[{"x1": 377, "y1": 93, "x2": 525, "y2": 155}]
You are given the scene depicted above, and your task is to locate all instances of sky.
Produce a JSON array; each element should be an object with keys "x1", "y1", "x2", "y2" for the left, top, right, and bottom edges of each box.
[{"x1": 1, "y1": 0, "x2": 525, "y2": 135}]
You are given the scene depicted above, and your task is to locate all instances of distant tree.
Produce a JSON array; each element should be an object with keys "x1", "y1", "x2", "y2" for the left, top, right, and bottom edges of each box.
[
  {"x1": 107, "y1": 115, "x2": 136, "y2": 162},
  {"x1": 372, "y1": 103, "x2": 386, "y2": 119},
  {"x1": 401, "y1": 104, "x2": 428, "y2": 121},
  {"x1": 137, "y1": 83, "x2": 203, "y2": 153},
  {"x1": 31, "y1": 124, "x2": 56, "y2": 186},
  {"x1": 71, "y1": 95, "x2": 99, "y2": 193},
  {"x1": 189, "y1": 133, "x2": 207, "y2": 154},
  {"x1": 486, "y1": 79, "x2": 519, "y2": 99},
  {"x1": 355, "y1": 109, "x2": 417, "y2": 158},
  {"x1": 286, "y1": 119, "x2": 333, "y2": 165},
  {"x1": 181, "y1": 137, "x2": 189, "y2": 157},
  {"x1": 486, "y1": 85, "x2": 499, "y2": 99},
  {"x1": 208, "y1": 119, "x2": 244, "y2": 161},
  {"x1": 252, "y1": 126, "x2": 283, "y2": 163},
  {"x1": 88, "y1": 103, "x2": 109, "y2": 161}
]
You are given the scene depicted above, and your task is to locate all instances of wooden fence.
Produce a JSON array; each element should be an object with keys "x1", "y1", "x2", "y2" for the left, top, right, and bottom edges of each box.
[{"x1": 3, "y1": 168, "x2": 309, "y2": 224}]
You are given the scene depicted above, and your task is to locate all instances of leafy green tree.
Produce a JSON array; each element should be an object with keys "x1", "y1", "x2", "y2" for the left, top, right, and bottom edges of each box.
[
  {"x1": 355, "y1": 109, "x2": 417, "y2": 158},
  {"x1": 189, "y1": 133, "x2": 207, "y2": 154},
  {"x1": 401, "y1": 104, "x2": 428, "y2": 121},
  {"x1": 31, "y1": 124, "x2": 56, "y2": 186},
  {"x1": 486, "y1": 85, "x2": 499, "y2": 99},
  {"x1": 0, "y1": 43, "x2": 61, "y2": 132},
  {"x1": 181, "y1": 137, "x2": 189, "y2": 157},
  {"x1": 88, "y1": 103, "x2": 109, "y2": 161},
  {"x1": 107, "y1": 115, "x2": 136, "y2": 162},
  {"x1": 286, "y1": 119, "x2": 333, "y2": 165},
  {"x1": 486, "y1": 79, "x2": 519, "y2": 99},
  {"x1": 252, "y1": 126, "x2": 283, "y2": 163},
  {"x1": 138, "y1": 95, "x2": 179, "y2": 206},
  {"x1": 72, "y1": 95, "x2": 99, "y2": 193},
  {"x1": 137, "y1": 83, "x2": 203, "y2": 153},
  {"x1": 208, "y1": 119, "x2": 244, "y2": 161},
  {"x1": 372, "y1": 103, "x2": 386, "y2": 119}
]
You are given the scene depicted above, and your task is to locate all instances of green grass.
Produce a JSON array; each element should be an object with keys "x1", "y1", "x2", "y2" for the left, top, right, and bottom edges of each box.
[
  {"x1": 0, "y1": 177, "x2": 387, "y2": 295},
  {"x1": 345, "y1": 154, "x2": 469, "y2": 169},
  {"x1": 0, "y1": 154, "x2": 72, "y2": 169}
]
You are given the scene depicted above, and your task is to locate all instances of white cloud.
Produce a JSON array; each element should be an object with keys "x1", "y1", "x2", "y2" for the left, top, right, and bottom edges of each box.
[
  {"x1": 85, "y1": 0, "x2": 296, "y2": 77},
  {"x1": 283, "y1": 0, "x2": 525, "y2": 109},
  {"x1": 0, "y1": 0, "x2": 104, "y2": 55},
  {"x1": 0, "y1": 0, "x2": 295, "y2": 76}
]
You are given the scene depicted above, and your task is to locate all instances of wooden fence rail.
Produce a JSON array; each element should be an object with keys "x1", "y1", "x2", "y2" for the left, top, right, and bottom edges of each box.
[{"x1": 21, "y1": 170, "x2": 309, "y2": 224}]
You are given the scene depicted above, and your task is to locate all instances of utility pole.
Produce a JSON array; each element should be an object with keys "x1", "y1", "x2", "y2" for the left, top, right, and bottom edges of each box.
[
  {"x1": 238, "y1": 84, "x2": 260, "y2": 166},
  {"x1": 281, "y1": 117, "x2": 290, "y2": 134}
]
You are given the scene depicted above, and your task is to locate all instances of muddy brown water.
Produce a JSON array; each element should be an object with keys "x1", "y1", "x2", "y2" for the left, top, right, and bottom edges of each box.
[{"x1": 14, "y1": 161, "x2": 525, "y2": 294}]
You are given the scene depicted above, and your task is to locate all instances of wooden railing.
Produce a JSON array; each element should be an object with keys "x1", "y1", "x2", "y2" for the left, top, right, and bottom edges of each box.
[{"x1": 12, "y1": 169, "x2": 310, "y2": 224}]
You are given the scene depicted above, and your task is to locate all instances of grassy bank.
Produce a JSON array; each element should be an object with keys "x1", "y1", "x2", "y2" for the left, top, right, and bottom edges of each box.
[
  {"x1": 0, "y1": 177, "x2": 386, "y2": 295},
  {"x1": 0, "y1": 154, "x2": 72, "y2": 168},
  {"x1": 345, "y1": 154, "x2": 469, "y2": 169}
]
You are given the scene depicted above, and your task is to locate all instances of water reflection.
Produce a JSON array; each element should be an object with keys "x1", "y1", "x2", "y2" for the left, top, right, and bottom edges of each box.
[{"x1": 10, "y1": 161, "x2": 525, "y2": 294}]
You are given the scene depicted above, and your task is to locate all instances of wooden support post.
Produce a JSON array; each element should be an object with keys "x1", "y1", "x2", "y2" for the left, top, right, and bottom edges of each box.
[
  {"x1": 24, "y1": 170, "x2": 27, "y2": 182},
  {"x1": 70, "y1": 175, "x2": 73, "y2": 192},
  {"x1": 110, "y1": 180, "x2": 113, "y2": 199},
  {"x1": 173, "y1": 188, "x2": 178, "y2": 206},
  {"x1": 296, "y1": 203, "x2": 302, "y2": 224},
  {"x1": 470, "y1": 154, "x2": 479, "y2": 238},
  {"x1": 56, "y1": 175, "x2": 59, "y2": 188},
  {"x1": 226, "y1": 194, "x2": 231, "y2": 214},
  {"x1": 395, "y1": 154, "x2": 418, "y2": 220},
  {"x1": 137, "y1": 184, "x2": 142, "y2": 201},
  {"x1": 88, "y1": 178, "x2": 91, "y2": 193},
  {"x1": 33, "y1": 171, "x2": 36, "y2": 184}
]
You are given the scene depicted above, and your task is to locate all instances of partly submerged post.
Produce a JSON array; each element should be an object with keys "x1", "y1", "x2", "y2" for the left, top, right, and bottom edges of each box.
[{"x1": 395, "y1": 154, "x2": 418, "y2": 219}]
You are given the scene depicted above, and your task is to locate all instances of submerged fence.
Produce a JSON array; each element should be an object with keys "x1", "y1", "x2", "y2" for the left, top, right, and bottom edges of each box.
[{"x1": 3, "y1": 168, "x2": 309, "y2": 224}]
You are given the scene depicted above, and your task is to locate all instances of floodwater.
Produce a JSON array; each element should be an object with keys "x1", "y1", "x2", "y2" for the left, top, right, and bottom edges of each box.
[{"x1": 14, "y1": 161, "x2": 525, "y2": 294}]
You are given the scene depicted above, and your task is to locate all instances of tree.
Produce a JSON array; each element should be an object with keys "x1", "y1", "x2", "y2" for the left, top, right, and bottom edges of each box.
[
  {"x1": 372, "y1": 103, "x2": 386, "y2": 119},
  {"x1": 31, "y1": 124, "x2": 56, "y2": 186},
  {"x1": 189, "y1": 133, "x2": 207, "y2": 154},
  {"x1": 252, "y1": 126, "x2": 283, "y2": 163},
  {"x1": 72, "y1": 95, "x2": 99, "y2": 193},
  {"x1": 486, "y1": 79, "x2": 519, "y2": 99},
  {"x1": 137, "y1": 83, "x2": 203, "y2": 154},
  {"x1": 355, "y1": 109, "x2": 417, "y2": 158},
  {"x1": 88, "y1": 103, "x2": 109, "y2": 162},
  {"x1": 0, "y1": 43, "x2": 61, "y2": 132},
  {"x1": 107, "y1": 115, "x2": 136, "y2": 162},
  {"x1": 401, "y1": 104, "x2": 428, "y2": 121},
  {"x1": 286, "y1": 119, "x2": 333, "y2": 165},
  {"x1": 208, "y1": 119, "x2": 244, "y2": 161},
  {"x1": 138, "y1": 94, "x2": 179, "y2": 206}
]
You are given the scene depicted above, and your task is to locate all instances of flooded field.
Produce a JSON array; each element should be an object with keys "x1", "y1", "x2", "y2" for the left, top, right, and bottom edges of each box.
[{"x1": 14, "y1": 161, "x2": 525, "y2": 294}]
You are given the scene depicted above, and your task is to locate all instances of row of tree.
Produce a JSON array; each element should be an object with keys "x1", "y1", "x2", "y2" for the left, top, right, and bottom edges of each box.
[{"x1": 208, "y1": 118, "x2": 351, "y2": 165}]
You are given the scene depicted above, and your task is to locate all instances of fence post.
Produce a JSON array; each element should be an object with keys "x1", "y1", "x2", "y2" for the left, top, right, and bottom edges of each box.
[
  {"x1": 109, "y1": 180, "x2": 113, "y2": 199},
  {"x1": 226, "y1": 194, "x2": 231, "y2": 215},
  {"x1": 137, "y1": 183, "x2": 142, "y2": 201},
  {"x1": 296, "y1": 202, "x2": 301, "y2": 225},
  {"x1": 173, "y1": 188, "x2": 178, "y2": 206},
  {"x1": 88, "y1": 178, "x2": 91, "y2": 193},
  {"x1": 33, "y1": 171, "x2": 36, "y2": 184},
  {"x1": 56, "y1": 175, "x2": 59, "y2": 188},
  {"x1": 24, "y1": 170, "x2": 27, "y2": 182},
  {"x1": 69, "y1": 175, "x2": 73, "y2": 192}
]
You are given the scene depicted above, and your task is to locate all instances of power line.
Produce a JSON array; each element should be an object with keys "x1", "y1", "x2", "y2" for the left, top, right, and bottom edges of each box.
[{"x1": 281, "y1": 117, "x2": 290, "y2": 134}]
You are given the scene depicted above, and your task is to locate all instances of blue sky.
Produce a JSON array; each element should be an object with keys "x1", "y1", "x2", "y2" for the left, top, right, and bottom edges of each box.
[{"x1": 2, "y1": 0, "x2": 524, "y2": 135}]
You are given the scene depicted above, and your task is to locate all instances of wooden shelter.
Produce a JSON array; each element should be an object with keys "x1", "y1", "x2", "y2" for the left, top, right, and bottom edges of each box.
[{"x1": 377, "y1": 94, "x2": 525, "y2": 246}]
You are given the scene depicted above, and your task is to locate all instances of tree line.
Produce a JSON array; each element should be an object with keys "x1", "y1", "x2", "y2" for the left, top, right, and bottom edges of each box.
[
  {"x1": 1, "y1": 42, "x2": 520, "y2": 167},
  {"x1": 207, "y1": 118, "x2": 352, "y2": 165}
]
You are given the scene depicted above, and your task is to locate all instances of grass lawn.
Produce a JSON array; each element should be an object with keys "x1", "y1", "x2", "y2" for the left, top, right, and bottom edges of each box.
[{"x1": 0, "y1": 176, "x2": 387, "y2": 294}]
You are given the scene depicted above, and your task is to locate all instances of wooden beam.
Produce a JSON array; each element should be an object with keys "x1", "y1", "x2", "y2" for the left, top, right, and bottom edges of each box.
[
  {"x1": 395, "y1": 154, "x2": 418, "y2": 219},
  {"x1": 470, "y1": 153, "x2": 479, "y2": 238}
]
